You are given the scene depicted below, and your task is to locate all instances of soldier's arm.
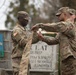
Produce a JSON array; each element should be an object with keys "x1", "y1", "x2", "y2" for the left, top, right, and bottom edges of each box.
[
  {"x1": 39, "y1": 33, "x2": 59, "y2": 45},
  {"x1": 36, "y1": 22, "x2": 75, "y2": 38},
  {"x1": 32, "y1": 32, "x2": 40, "y2": 44},
  {"x1": 37, "y1": 22, "x2": 67, "y2": 32},
  {"x1": 12, "y1": 29, "x2": 28, "y2": 48}
]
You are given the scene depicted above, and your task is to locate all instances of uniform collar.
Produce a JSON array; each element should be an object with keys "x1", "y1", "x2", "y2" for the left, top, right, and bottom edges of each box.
[
  {"x1": 17, "y1": 23, "x2": 26, "y2": 31},
  {"x1": 66, "y1": 19, "x2": 71, "y2": 22}
]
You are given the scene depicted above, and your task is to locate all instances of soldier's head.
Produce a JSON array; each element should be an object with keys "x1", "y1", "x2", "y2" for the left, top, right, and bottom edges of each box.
[
  {"x1": 17, "y1": 11, "x2": 29, "y2": 27},
  {"x1": 56, "y1": 7, "x2": 73, "y2": 21}
]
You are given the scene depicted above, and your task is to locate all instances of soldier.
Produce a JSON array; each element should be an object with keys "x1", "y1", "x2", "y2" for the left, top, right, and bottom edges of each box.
[
  {"x1": 32, "y1": 7, "x2": 76, "y2": 75},
  {"x1": 11, "y1": 11, "x2": 39, "y2": 75}
]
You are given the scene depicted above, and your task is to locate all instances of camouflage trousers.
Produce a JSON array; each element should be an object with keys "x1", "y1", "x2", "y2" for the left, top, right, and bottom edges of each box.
[
  {"x1": 12, "y1": 57, "x2": 21, "y2": 75},
  {"x1": 12, "y1": 57, "x2": 30, "y2": 75},
  {"x1": 61, "y1": 56, "x2": 76, "y2": 75},
  {"x1": 13, "y1": 71, "x2": 19, "y2": 75}
]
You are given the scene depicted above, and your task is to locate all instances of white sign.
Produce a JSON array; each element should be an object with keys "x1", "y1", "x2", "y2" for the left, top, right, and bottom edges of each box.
[{"x1": 30, "y1": 41, "x2": 58, "y2": 72}]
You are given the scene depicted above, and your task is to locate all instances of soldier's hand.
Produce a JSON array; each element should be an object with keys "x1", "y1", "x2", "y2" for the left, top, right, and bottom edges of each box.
[
  {"x1": 31, "y1": 23, "x2": 43, "y2": 31},
  {"x1": 31, "y1": 25, "x2": 38, "y2": 31},
  {"x1": 37, "y1": 31, "x2": 44, "y2": 41}
]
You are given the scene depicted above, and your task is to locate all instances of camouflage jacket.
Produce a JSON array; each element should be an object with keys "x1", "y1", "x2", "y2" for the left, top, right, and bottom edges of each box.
[
  {"x1": 11, "y1": 23, "x2": 39, "y2": 58},
  {"x1": 40, "y1": 20, "x2": 76, "y2": 60}
]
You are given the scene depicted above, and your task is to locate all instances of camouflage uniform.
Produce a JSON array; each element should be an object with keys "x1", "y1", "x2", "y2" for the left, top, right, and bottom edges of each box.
[
  {"x1": 34, "y1": 8, "x2": 76, "y2": 75},
  {"x1": 11, "y1": 12, "x2": 39, "y2": 75}
]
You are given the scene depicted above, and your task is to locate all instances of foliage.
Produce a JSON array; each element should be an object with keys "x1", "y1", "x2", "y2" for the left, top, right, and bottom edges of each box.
[
  {"x1": 4, "y1": 0, "x2": 76, "y2": 29},
  {"x1": 5, "y1": 0, "x2": 37, "y2": 29}
]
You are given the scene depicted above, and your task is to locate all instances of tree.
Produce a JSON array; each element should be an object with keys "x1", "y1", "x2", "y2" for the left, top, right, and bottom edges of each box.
[
  {"x1": 5, "y1": 0, "x2": 38, "y2": 29},
  {"x1": 60, "y1": 0, "x2": 76, "y2": 9},
  {"x1": 5, "y1": 0, "x2": 61, "y2": 29},
  {"x1": 6, "y1": 0, "x2": 76, "y2": 29}
]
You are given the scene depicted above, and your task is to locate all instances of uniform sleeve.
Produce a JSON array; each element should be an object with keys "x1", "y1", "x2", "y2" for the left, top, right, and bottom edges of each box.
[
  {"x1": 39, "y1": 22, "x2": 75, "y2": 38},
  {"x1": 32, "y1": 32, "x2": 39, "y2": 44},
  {"x1": 12, "y1": 28, "x2": 28, "y2": 48},
  {"x1": 41, "y1": 34, "x2": 59, "y2": 45}
]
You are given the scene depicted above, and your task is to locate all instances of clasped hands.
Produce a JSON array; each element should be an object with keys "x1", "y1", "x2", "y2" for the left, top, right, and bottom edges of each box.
[{"x1": 31, "y1": 23, "x2": 44, "y2": 41}]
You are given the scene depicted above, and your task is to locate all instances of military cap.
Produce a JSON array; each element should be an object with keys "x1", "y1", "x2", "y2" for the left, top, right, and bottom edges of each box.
[
  {"x1": 17, "y1": 11, "x2": 29, "y2": 20},
  {"x1": 69, "y1": 8, "x2": 76, "y2": 15},
  {"x1": 56, "y1": 7, "x2": 70, "y2": 16}
]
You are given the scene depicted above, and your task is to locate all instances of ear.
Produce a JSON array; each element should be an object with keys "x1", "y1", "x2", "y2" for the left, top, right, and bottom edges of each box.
[{"x1": 71, "y1": 15, "x2": 76, "y2": 19}]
